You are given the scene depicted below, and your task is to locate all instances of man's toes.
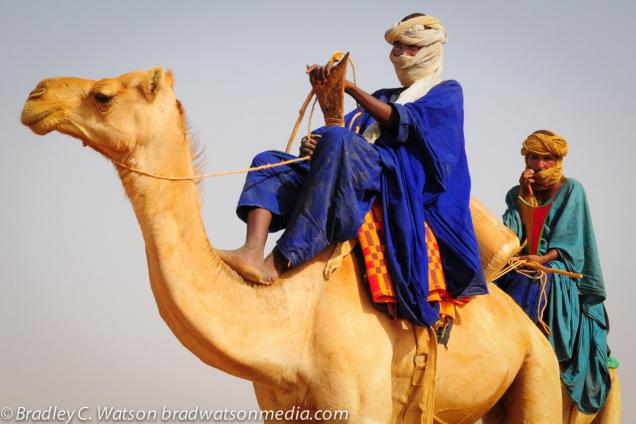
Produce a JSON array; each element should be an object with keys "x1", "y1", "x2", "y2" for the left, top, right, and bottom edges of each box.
[
  {"x1": 259, "y1": 271, "x2": 279, "y2": 285},
  {"x1": 256, "y1": 277, "x2": 275, "y2": 286},
  {"x1": 237, "y1": 267, "x2": 263, "y2": 284}
]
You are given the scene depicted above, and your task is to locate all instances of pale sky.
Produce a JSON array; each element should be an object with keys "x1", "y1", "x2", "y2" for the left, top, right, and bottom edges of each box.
[{"x1": 1, "y1": 0, "x2": 634, "y2": 420}]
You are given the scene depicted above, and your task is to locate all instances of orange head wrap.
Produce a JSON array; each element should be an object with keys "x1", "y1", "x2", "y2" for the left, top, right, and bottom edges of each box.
[{"x1": 521, "y1": 129, "x2": 568, "y2": 158}]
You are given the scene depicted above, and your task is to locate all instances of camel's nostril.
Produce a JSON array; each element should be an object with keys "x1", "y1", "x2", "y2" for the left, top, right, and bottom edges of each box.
[{"x1": 28, "y1": 87, "x2": 46, "y2": 100}]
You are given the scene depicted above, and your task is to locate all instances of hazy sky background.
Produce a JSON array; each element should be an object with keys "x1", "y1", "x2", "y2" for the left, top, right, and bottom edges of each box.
[{"x1": 1, "y1": 0, "x2": 634, "y2": 420}]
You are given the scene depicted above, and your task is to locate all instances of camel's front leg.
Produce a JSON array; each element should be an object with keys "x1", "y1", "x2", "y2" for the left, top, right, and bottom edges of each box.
[
  {"x1": 254, "y1": 377, "x2": 392, "y2": 424},
  {"x1": 310, "y1": 372, "x2": 393, "y2": 424}
]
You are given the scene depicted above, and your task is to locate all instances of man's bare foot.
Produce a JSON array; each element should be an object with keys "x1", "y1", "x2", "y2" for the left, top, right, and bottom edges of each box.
[
  {"x1": 217, "y1": 246, "x2": 269, "y2": 284},
  {"x1": 261, "y1": 248, "x2": 290, "y2": 283}
]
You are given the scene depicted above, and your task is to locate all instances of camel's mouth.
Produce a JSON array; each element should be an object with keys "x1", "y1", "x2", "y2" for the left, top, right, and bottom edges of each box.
[
  {"x1": 21, "y1": 108, "x2": 52, "y2": 126},
  {"x1": 20, "y1": 105, "x2": 59, "y2": 135}
]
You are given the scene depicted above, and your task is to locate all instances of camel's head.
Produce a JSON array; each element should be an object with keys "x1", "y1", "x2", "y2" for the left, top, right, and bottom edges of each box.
[{"x1": 21, "y1": 67, "x2": 182, "y2": 160}]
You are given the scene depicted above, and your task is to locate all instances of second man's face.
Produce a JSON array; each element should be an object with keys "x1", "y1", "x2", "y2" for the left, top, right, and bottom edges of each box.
[{"x1": 526, "y1": 153, "x2": 557, "y2": 172}]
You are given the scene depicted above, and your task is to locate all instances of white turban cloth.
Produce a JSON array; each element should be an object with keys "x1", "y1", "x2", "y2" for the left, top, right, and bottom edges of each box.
[
  {"x1": 385, "y1": 15, "x2": 447, "y2": 87},
  {"x1": 362, "y1": 15, "x2": 447, "y2": 144}
]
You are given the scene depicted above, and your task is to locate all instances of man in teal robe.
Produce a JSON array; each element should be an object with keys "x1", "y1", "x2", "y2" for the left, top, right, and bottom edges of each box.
[{"x1": 496, "y1": 129, "x2": 612, "y2": 414}]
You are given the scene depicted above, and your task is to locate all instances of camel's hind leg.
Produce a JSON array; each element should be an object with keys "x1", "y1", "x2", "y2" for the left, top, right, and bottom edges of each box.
[
  {"x1": 563, "y1": 367, "x2": 621, "y2": 424},
  {"x1": 591, "y1": 368, "x2": 621, "y2": 424},
  {"x1": 485, "y1": 336, "x2": 562, "y2": 423}
]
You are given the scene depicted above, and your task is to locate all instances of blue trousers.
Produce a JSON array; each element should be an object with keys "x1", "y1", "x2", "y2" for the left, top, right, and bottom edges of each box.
[
  {"x1": 495, "y1": 270, "x2": 553, "y2": 323},
  {"x1": 237, "y1": 126, "x2": 382, "y2": 266}
]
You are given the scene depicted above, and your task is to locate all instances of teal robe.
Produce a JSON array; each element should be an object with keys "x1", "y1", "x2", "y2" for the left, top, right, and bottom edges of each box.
[{"x1": 503, "y1": 178, "x2": 610, "y2": 414}]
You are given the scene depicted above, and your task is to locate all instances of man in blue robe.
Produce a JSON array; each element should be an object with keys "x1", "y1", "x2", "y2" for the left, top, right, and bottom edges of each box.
[
  {"x1": 220, "y1": 13, "x2": 487, "y2": 327},
  {"x1": 495, "y1": 130, "x2": 613, "y2": 414}
]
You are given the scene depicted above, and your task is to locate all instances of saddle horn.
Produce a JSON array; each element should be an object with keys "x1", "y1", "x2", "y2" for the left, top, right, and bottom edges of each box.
[{"x1": 311, "y1": 52, "x2": 350, "y2": 127}]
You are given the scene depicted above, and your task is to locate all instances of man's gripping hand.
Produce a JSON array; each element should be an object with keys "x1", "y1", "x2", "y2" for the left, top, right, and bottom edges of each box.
[
  {"x1": 306, "y1": 63, "x2": 354, "y2": 90},
  {"x1": 306, "y1": 63, "x2": 332, "y2": 85},
  {"x1": 299, "y1": 133, "x2": 322, "y2": 158}
]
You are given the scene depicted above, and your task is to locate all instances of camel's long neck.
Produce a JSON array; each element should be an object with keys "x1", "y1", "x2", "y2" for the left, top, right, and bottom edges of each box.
[{"x1": 119, "y1": 137, "x2": 308, "y2": 387}]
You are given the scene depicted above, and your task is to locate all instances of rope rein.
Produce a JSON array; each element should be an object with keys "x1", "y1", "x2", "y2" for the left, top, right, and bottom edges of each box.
[
  {"x1": 114, "y1": 52, "x2": 356, "y2": 182},
  {"x1": 113, "y1": 155, "x2": 311, "y2": 181}
]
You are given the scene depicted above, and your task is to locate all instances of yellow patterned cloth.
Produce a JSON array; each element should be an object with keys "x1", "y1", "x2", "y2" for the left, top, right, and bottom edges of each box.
[
  {"x1": 424, "y1": 222, "x2": 470, "y2": 319},
  {"x1": 358, "y1": 203, "x2": 396, "y2": 303},
  {"x1": 358, "y1": 202, "x2": 470, "y2": 321}
]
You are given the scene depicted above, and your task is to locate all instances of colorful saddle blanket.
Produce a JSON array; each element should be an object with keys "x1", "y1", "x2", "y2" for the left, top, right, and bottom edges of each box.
[{"x1": 358, "y1": 202, "x2": 470, "y2": 321}]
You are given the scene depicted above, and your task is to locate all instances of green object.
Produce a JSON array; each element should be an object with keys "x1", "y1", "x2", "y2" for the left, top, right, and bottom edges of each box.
[
  {"x1": 608, "y1": 356, "x2": 620, "y2": 369},
  {"x1": 503, "y1": 179, "x2": 611, "y2": 414}
]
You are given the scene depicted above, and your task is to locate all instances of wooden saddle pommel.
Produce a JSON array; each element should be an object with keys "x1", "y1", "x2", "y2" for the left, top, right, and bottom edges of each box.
[{"x1": 311, "y1": 52, "x2": 350, "y2": 127}]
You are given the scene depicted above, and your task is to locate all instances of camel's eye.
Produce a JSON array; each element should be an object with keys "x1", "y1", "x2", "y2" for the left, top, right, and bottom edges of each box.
[{"x1": 94, "y1": 93, "x2": 112, "y2": 104}]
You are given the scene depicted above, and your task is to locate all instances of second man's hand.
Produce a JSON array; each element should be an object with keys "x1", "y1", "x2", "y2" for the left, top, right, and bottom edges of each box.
[{"x1": 519, "y1": 168, "x2": 535, "y2": 200}]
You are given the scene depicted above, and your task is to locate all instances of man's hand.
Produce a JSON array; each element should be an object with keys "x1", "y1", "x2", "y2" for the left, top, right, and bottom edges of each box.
[
  {"x1": 307, "y1": 62, "x2": 396, "y2": 131},
  {"x1": 518, "y1": 250, "x2": 559, "y2": 266},
  {"x1": 307, "y1": 63, "x2": 355, "y2": 90},
  {"x1": 299, "y1": 133, "x2": 322, "y2": 158},
  {"x1": 306, "y1": 64, "x2": 332, "y2": 85},
  {"x1": 518, "y1": 254, "x2": 546, "y2": 265},
  {"x1": 519, "y1": 168, "x2": 535, "y2": 199}
]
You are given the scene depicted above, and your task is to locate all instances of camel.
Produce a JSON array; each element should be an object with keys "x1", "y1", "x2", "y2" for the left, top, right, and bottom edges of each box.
[{"x1": 20, "y1": 67, "x2": 617, "y2": 423}]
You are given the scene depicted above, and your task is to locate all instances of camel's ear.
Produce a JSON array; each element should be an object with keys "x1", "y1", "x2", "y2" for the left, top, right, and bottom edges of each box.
[{"x1": 140, "y1": 67, "x2": 165, "y2": 102}]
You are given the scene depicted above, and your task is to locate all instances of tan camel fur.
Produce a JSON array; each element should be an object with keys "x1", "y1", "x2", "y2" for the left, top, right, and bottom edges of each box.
[{"x1": 21, "y1": 67, "x2": 617, "y2": 423}]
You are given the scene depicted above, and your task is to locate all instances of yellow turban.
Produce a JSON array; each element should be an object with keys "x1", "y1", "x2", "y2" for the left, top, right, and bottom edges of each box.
[
  {"x1": 521, "y1": 130, "x2": 568, "y2": 192},
  {"x1": 521, "y1": 129, "x2": 569, "y2": 158},
  {"x1": 384, "y1": 15, "x2": 447, "y2": 87}
]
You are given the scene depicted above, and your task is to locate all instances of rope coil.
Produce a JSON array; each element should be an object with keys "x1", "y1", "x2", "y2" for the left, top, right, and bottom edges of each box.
[
  {"x1": 492, "y1": 257, "x2": 551, "y2": 334},
  {"x1": 492, "y1": 256, "x2": 583, "y2": 335}
]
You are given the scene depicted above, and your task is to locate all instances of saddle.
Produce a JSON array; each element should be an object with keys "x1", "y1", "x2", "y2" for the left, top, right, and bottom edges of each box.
[{"x1": 311, "y1": 52, "x2": 350, "y2": 127}]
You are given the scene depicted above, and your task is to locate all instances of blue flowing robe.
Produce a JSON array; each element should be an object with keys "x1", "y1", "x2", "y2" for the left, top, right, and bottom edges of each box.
[
  {"x1": 348, "y1": 81, "x2": 488, "y2": 326},
  {"x1": 502, "y1": 179, "x2": 610, "y2": 413},
  {"x1": 237, "y1": 80, "x2": 487, "y2": 327}
]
